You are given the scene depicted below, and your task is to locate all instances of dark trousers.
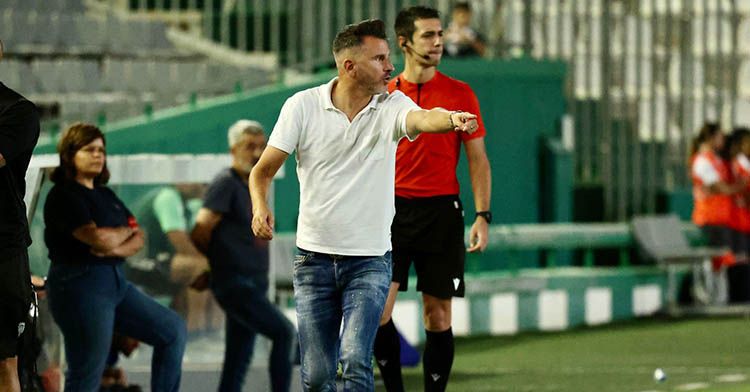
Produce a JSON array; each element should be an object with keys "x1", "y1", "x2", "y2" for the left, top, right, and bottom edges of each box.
[{"x1": 211, "y1": 272, "x2": 295, "y2": 392}]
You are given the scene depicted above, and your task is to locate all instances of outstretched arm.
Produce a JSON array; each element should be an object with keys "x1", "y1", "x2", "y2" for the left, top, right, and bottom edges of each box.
[
  {"x1": 249, "y1": 146, "x2": 289, "y2": 240},
  {"x1": 405, "y1": 109, "x2": 478, "y2": 139}
]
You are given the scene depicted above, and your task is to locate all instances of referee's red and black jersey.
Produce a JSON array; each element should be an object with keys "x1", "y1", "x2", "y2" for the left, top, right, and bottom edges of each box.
[{"x1": 387, "y1": 71, "x2": 486, "y2": 199}]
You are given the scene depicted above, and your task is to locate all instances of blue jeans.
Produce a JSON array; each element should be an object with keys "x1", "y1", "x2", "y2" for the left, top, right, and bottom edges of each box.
[
  {"x1": 293, "y1": 249, "x2": 392, "y2": 392},
  {"x1": 211, "y1": 271, "x2": 296, "y2": 392},
  {"x1": 47, "y1": 263, "x2": 186, "y2": 392}
]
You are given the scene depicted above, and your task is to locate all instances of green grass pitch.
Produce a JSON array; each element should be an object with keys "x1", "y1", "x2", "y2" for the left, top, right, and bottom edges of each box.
[{"x1": 382, "y1": 317, "x2": 750, "y2": 391}]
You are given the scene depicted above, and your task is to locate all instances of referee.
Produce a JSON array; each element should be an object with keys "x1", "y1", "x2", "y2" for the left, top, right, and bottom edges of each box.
[{"x1": 374, "y1": 7, "x2": 492, "y2": 392}]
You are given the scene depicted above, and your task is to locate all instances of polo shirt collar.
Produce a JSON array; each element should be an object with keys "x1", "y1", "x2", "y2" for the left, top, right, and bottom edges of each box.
[{"x1": 321, "y1": 77, "x2": 382, "y2": 112}]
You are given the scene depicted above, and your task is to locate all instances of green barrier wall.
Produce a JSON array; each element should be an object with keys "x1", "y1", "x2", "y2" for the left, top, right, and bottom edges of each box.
[{"x1": 35, "y1": 58, "x2": 567, "y2": 267}]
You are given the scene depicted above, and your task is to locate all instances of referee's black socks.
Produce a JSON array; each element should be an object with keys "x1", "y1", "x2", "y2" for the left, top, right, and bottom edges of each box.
[
  {"x1": 374, "y1": 318, "x2": 404, "y2": 392},
  {"x1": 423, "y1": 327, "x2": 454, "y2": 392}
]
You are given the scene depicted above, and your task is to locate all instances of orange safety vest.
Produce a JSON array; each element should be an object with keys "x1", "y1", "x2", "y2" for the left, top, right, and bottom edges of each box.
[
  {"x1": 732, "y1": 155, "x2": 750, "y2": 233},
  {"x1": 691, "y1": 150, "x2": 733, "y2": 227}
]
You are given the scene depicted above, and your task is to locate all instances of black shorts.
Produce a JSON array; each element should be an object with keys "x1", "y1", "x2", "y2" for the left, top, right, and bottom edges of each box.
[
  {"x1": 0, "y1": 247, "x2": 32, "y2": 360},
  {"x1": 391, "y1": 195, "x2": 466, "y2": 299}
]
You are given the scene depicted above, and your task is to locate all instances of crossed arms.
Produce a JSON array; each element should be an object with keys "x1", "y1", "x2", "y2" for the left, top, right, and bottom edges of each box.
[{"x1": 73, "y1": 224, "x2": 144, "y2": 258}]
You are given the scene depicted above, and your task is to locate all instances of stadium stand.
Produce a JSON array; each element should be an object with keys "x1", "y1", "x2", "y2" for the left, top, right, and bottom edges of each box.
[{"x1": 0, "y1": 0, "x2": 274, "y2": 142}]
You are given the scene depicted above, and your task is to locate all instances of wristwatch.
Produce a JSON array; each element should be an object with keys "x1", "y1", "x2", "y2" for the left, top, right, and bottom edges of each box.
[{"x1": 475, "y1": 211, "x2": 492, "y2": 224}]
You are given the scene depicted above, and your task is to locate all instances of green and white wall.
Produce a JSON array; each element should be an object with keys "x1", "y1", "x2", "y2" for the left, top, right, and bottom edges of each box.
[{"x1": 279, "y1": 267, "x2": 670, "y2": 345}]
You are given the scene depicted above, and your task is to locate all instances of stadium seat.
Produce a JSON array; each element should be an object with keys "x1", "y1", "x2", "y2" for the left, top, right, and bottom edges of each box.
[
  {"x1": 0, "y1": 59, "x2": 22, "y2": 91},
  {"x1": 128, "y1": 60, "x2": 156, "y2": 94},
  {"x1": 101, "y1": 58, "x2": 128, "y2": 92},
  {"x1": 0, "y1": 10, "x2": 14, "y2": 45},
  {"x1": 31, "y1": 60, "x2": 64, "y2": 93},
  {"x1": 12, "y1": 11, "x2": 38, "y2": 48},
  {"x1": 64, "y1": 59, "x2": 100, "y2": 93},
  {"x1": 632, "y1": 214, "x2": 728, "y2": 311}
]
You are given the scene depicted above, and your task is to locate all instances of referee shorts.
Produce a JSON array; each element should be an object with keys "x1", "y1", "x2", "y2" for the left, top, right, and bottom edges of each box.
[{"x1": 391, "y1": 195, "x2": 466, "y2": 299}]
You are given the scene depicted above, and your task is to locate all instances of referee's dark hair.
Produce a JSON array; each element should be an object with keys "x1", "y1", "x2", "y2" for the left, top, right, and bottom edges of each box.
[
  {"x1": 332, "y1": 19, "x2": 387, "y2": 54},
  {"x1": 51, "y1": 122, "x2": 111, "y2": 185},
  {"x1": 394, "y1": 6, "x2": 441, "y2": 43}
]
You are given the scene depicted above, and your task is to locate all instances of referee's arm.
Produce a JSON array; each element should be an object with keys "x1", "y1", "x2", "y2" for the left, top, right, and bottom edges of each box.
[{"x1": 465, "y1": 137, "x2": 491, "y2": 253}]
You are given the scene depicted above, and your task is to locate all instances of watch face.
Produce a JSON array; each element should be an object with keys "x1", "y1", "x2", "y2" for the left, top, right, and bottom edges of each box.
[{"x1": 477, "y1": 211, "x2": 492, "y2": 224}]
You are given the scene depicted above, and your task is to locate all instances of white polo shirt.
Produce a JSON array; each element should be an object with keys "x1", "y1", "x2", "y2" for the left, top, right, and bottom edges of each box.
[{"x1": 268, "y1": 77, "x2": 420, "y2": 255}]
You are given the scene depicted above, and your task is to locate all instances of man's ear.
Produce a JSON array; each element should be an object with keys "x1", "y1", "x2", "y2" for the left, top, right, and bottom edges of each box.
[
  {"x1": 398, "y1": 36, "x2": 407, "y2": 50},
  {"x1": 343, "y1": 58, "x2": 356, "y2": 73}
]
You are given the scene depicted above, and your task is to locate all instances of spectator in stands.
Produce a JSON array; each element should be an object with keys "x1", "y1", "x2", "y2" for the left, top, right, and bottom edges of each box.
[
  {"x1": 43, "y1": 123, "x2": 186, "y2": 392},
  {"x1": 0, "y1": 38, "x2": 41, "y2": 392},
  {"x1": 444, "y1": 2, "x2": 486, "y2": 57},
  {"x1": 374, "y1": 7, "x2": 491, "y2": 392},
  {"x1": 689, "y1": 122, "x2": 745, "y2": 303},
  {"x1": 249, "y1": 19, "x2": 478, "y2": 391},
  {"x1": 128, "y1": 184, "x2": 222, "y2": 336},
  {"x1": 192, "y1": 120, "x2": 295, "y2": 392}
]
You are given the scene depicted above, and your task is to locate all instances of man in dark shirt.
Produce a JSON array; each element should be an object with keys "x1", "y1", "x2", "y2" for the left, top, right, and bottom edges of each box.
[
  {"x1": 192, "y1": 120, "x2": 295, "y2": 392},
  {"x1": 0, "y1": 38, "x2": 41, "y2": 392}
]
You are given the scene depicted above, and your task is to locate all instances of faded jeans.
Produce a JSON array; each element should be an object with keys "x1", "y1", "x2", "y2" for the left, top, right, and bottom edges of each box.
[{"x1": 293, "y1": 249, "x2": 391, "y2": 392}]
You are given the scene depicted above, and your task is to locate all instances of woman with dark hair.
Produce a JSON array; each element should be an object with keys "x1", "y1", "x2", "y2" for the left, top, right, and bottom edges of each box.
[
  {"x1": 43, "y1": 123, "x2": 186, "y2": 392},
  {"x1": 689, "y1": 123, "x2": 745, "y2": 303}
]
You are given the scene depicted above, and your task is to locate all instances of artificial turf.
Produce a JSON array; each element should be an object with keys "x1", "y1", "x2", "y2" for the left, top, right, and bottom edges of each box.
[{"x1": 385, "y1": 316, "x2": 750, "y2": 391}]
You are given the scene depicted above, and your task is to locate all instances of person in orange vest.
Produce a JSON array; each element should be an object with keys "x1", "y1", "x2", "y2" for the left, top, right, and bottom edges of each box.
[
  {"x1": 690, "y1": 122, "x2": 746, "y2": 303},
  {"x1": 727, "y1": 127, "x2": 750, "y2": 301},
  {"x1": 728, "y1": 128, "x2": 750, "y2": 260}
]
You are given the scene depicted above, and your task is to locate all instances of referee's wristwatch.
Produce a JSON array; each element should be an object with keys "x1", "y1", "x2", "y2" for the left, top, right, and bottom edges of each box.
[{"x1": 475, "y1": 211, "x2": 492, "y2": 224}]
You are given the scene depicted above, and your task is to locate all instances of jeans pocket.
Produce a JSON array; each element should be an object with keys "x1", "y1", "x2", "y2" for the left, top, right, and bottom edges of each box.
[
  {"x1": 379, "y1": 251, "x2": 392, "y2": 268},
  {"x1": 293, "y1": 251, "x2": 312, "y2": 270}
]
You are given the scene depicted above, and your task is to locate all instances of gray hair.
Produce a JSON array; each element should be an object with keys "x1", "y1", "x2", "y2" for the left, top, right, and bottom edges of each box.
[{"x1": 227, "y1": 119, "x2": 264, "y2": 147}]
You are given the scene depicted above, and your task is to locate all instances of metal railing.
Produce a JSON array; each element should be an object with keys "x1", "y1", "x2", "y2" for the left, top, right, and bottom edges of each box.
[{"x1": 110, "y1": 0, "x2": 502, "y2": 69}]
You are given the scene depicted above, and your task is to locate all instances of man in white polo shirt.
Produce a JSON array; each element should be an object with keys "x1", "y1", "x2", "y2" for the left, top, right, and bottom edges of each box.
[{"x1": 249, "y1": 19, "x2": 478, "y2": 391}]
